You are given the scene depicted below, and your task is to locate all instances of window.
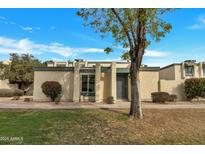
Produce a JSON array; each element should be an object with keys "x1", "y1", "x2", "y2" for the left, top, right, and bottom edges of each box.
[
  {"x1": 81, "y1": 75, "x2": 95, "y2": 96},
  {"x1": 185, "y1": 65, "x2": 194, "y2": 76}
]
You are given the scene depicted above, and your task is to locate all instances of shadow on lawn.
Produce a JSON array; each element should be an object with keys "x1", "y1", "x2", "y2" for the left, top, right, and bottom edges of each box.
[{"x1": 100, "y1": 107, "x2": 129, "y2": 117}]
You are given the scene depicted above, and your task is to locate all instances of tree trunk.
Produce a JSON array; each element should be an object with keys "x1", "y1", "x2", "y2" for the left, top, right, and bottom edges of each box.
[
  {"x1": 129, "y1": 61, "x2": 143, "y2": 119},
  {"x1": 128, "y1": 9, "x2": 146, "y2": 119},
  {"x1": 18, "y1": 82, "x2": 22, "y2": 90}
]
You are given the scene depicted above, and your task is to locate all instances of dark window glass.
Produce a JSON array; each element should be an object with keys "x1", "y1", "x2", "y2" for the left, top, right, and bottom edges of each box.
[
  {"x1": 81, "y1": 75, "x2": 88, "y2": 92},
  {"x1": 203, "y1": 66, "x2": 205, "y2": 76},
  {"x1": 185, "y1": 66, "x2": 194, "y2": 76},
  {"x1": 88, "y1": 75, "x2": 95, "y2": 92},
  {"x1": 81, "y1": 75, "x2": 95, "y2": 95}
]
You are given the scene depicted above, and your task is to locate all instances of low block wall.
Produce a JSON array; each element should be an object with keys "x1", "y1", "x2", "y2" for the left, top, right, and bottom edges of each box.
[
  {"x1": 0, "y1": 80, "x2": 18, "y2": 89},
  {"x1": 33, "y1": 71, "x2": 74, "y2": 102},
  {"x1": 159, "y1": 79, "x2": 186, "y2": 101},
  {"x1": 139, "y1": 71, "x2": 159, "y2": 101}
]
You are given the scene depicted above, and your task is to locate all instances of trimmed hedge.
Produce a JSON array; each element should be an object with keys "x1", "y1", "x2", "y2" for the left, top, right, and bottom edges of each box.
[
  {"x1": 151, "y1": 92, "x2": 170, "y2": 103},
  {"x1": 0, "y1": 88, "x2": 23, "y2": 97},
  {"x1": 41, "y1": 81, "x2": 62, "y2": 102},
  {"x1": 185, "y1": 78, "x2": 205, "y2": 100},
  {"x1": 151, "y1": 92, "x2": 178, "y2": 103},
  {"x1": 169, "y1": 94, "x2": 177, "y2": 102}
]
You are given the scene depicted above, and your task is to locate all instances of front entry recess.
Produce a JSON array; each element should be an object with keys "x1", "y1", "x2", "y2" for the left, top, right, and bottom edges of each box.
[{"x1": 117, "y1": 73, "x2": 128, "y2": 99}]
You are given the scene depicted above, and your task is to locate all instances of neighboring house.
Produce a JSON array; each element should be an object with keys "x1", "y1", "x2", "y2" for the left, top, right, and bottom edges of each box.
[
  {"x1": 159, "y1": 60, "x2": 205, "y2": 100},
  {"x1": 33, "y1": 60, "x2": 205, "y2": 102}
]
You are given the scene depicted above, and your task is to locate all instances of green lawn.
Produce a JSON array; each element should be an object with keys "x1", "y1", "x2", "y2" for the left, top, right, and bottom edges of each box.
[{"x1": 0, "y1": 109, "x2": 204, "y2": 144}]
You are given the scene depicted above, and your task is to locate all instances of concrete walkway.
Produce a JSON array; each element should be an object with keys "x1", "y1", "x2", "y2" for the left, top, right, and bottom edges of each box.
[{"x1": 0, "y1": 101, "x2": 205, "y2": 109}]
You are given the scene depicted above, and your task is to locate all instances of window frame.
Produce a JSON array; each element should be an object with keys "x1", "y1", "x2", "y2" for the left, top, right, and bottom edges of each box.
[
  {"x1": 185, "y1": 65, "x2": 194, "y2": 76},
  {"x1": 80, "y1": 74, "x2": 95, "y2": 96}
]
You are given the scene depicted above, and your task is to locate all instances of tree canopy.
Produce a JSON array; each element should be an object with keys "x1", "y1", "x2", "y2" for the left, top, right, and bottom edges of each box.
[
  {"x1": 77, "y1": 9, "x2": 173, "y2": 118},
  {"x1": 77, "y1": 9, "x2": 172, "y2": 63},
  {"x1": 0, "y1": 53, "x2": 44, "y2": 89}
]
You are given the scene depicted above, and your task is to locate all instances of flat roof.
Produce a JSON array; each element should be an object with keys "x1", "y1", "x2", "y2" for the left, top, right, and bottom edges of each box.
[
  {"x1": 140, "y1": 67, "x2": 160, "y2": 71},
  {"x1": 160, "y1": 63, "x2": 181, "y2": 70},
  {"x1": 33, "y1": 67, "x2": 74, "y2": 72},
  {"x1": 33, "y1": 66, "x2": 160, "y2": 72}
]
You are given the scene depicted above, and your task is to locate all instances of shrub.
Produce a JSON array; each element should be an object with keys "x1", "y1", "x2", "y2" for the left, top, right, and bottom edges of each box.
[
  {"x1": 0, "y1": 88, "x2": 23, "y2": 97},
  {"x1": 169, "y1": 94, "x2": 177, "y2": 102},
  {"x1": 13, "y1": 89, "x2": 24, "y2": 96},
  {"x1": 24, "y1": 98, "x2": 32, "y2": 102},
  {"x1": 41, "y1": 81, "x2": 62, "y2": 102},
  {"x1": 185, "y1": 78, "x2": 205, "y2": 100},
  {"x1": 151, "y1": 92, "x2": 169, "y2": 103},
  {"x1": 106, "y1": 96, "x2": 114, "y2": 104}
]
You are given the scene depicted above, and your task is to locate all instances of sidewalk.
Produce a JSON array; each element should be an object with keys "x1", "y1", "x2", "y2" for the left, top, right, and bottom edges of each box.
[{"x1": 0, "y1": 100, "x2": 205, "y2": 109}]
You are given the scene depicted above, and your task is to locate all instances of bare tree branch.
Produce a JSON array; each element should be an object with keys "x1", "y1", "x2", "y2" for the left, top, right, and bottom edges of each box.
[
  {"x1": 125, "y1": 8, "x2": 138, "y2": 47},
  {"x1": 136, "y1": 9, "x2": 146, "y2": 68}
]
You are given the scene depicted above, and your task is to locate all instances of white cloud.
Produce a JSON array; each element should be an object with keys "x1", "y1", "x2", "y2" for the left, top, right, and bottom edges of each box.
[
  {"x1": 144, "y1": 50, "x2": 168, "y2": 57},
  {"x1": 0, "y1": 16, "x2": 41, "y2": 32},
  {"x1": 187, "y1": 24, "x2": 204, "y2": 30},
  {"x1": 0, "y1": 36, "x2": 104, "y2": 58},
  {"x1": 21, "y1": 26, "x2": 33, "y2": 33},
  {"x1": 143, "y1": 62, "x2": 169, "y2": 67},
  {"x1": 115, "y1": 46, "x2": 168, "y2": 58},
  {"x1": 199, "y1": 20, "x2": 205, "y2": 24},
  {"x1": 51, "y1": 57, "x2": 65, "y2": 61},
  {"x1": 74, "y1": 48, "x2": 104, "y2": 53},
  {"x1": 188, "y1": 15, "x2": 205, "y2": 30},
  {"x1": 198, "y1": 15, "x2": 205, "y2": 24},
  {"x1": 143, "y1": 59, "x2": 174, "y2": 67}
]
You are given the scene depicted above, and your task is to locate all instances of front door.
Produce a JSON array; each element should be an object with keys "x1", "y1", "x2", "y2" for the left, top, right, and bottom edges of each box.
[{"x1": 117, "y1": 73, "x2": 128, "y2": 99}]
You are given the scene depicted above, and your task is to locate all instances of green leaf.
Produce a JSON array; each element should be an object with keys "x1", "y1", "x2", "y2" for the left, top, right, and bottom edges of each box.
[{"x1": 104, "y1": 47, "x2": 113, "y2": 54}]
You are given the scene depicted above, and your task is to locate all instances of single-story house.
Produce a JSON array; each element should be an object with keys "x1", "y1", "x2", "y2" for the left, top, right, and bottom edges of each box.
[{"x1": 33, "y1": 60, "x2": 205, "y2": 102}]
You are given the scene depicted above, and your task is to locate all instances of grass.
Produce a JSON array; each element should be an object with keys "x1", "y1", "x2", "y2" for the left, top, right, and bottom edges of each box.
[{"x1": 0, "y1": 109, "x2": 204, "y2": 144}]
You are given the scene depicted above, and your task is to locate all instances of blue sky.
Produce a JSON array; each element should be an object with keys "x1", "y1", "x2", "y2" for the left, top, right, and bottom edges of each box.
[{"x1": 0, "y1": 8, "x2": 205, "y2": 67}]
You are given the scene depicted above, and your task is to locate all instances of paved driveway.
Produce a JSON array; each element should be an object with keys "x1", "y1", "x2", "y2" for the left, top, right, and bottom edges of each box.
[{"x1": 0, "y1": 99, "x2": 205, "y2": 109}]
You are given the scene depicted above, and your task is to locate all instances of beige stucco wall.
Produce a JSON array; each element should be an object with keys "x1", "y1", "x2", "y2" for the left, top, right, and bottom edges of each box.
[
  {"x1": 139, "y1": 71, "x2": 159, "y2": 101},
  {"x1": 160, "y1": 65, "x2": 175, "y2": 80},
  {"x1": 174, "y1": 65, "x2": 182, "y2": 80},
  {"x1": 159, "y1": 80, "x2": 185, "y2": 100},
  {"x1": 0, "y1": 80, "x2": 12, "y2": 89},
  {"x1": 0, "y1": 79, "x2": 18, "y2": 89},
  {"x1": 194, "y1": 64, "x2": 200, "y2": 78},
  {"x1": 99, "y1": 72, "x2": 111, "y2": 101},
  {"x1": 116, "y1": 63, "x2": 130, "y2": 68},
  {"x1": 33, "y1": 71, "x2": 74, "y2": 101}
]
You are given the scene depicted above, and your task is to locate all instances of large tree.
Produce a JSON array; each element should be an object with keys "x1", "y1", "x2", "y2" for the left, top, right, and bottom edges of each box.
[
  {"x1": 77, "y1": 8, "x2": 173, "y2": 119},
  {"x1": 1, "y1": 53, "x2": 44, "y2": 89}
]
